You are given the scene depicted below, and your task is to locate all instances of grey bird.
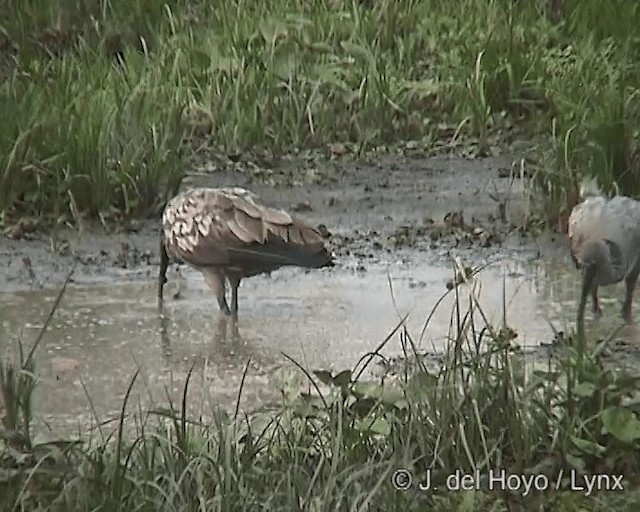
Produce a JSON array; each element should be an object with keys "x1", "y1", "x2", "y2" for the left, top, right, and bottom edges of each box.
[
  {"x1": 568, "y1": 187, "x2": 640, "y2": 333},
  {"x1": 158, "y1": 186, "x2": 335, "y2": 316}
]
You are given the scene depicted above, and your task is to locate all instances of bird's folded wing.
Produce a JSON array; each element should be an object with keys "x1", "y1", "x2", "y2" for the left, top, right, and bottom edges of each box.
[
  {"x1": 607, "y1": 196, "x2": 640, "y2": 243},
  {"x1": 568, "y1": 195, "x2": 640, "y2": 268},
  {"x1": 165, "y1": 189, "x2": 328, "y2": 268}
]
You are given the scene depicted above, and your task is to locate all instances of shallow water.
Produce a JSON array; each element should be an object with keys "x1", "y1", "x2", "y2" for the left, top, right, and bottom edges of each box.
[{"x1": 1, "y1": 252, "x2": 639, "y2": 437}]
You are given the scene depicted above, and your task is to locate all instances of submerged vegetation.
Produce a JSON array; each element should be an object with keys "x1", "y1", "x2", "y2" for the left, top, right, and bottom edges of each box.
[
  {"x1": 2, "y1": 271, "x2": 640, "y2": 510},
  {"x1": 1, "y1": 0, "x2": 640, "y2": 228}
]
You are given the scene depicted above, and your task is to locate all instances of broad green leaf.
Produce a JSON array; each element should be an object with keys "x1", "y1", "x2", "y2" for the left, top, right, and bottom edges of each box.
[
  {"x1": 574, "y1": 381, "x2": 597, "y2": 398},
  {"x1": 381, "y1": 387, "x2": 407, "y2": 409},
  {"x1": 565, "y1": 453, "x2": 587, "y2": 474},
  {"x1": 352, "y1": 381, "x2": 382, "y2": 398},
  {"x1": 355, "y1": 417, "x2": 391, "y2": 436},
  {"x1": 570, "y1": 436, "x2": 606, "y2": 456},
  {"x1": 601, "y1": 406, "x2": 640, "y2": 443},
  {"x1": 333, "y1": 370, "x2": 352, "y2": 387},
  {"x1": 313, "y1": 370, "x2": 334, "y2": 386}
]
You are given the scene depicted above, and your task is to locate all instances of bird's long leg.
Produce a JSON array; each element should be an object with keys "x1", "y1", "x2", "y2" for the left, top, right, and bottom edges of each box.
[
  {"x1": 622, "y1": 262, "x2": 640, "y2": 323},
  {"x1": 577, "y1": 263, "x2": 597, "y2": 334},
  {"x1": 158, "y1": 237, "x2": 169, "y2": 306},
  {"x1": 202, "y1": 269, "x2": 231, "y2": 315},
  {"x1": 174, "y1": 266, "x2": 184, "y2": 299},
  {"x1": 159, "y1": 310, "x2": 172, "y2": 361},
  {"x1": 228, "y1": 274, "x2": 242, "y2": 317},
  {"x1": 590, "y1": 281, "x2": 601, "y2": 317},
  {"x1": 212, "y1": 311, "x2": 240, "y2": 343}
]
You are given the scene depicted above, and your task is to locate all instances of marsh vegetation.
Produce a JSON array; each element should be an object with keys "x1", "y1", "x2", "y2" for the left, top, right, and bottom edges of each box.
[{"x1": 2, "y1": 0, "x2": 640, "y2": 228}]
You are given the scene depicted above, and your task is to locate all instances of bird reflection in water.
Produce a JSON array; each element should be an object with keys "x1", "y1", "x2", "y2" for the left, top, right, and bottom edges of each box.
[
  {"x1": 618, "y1": 323, "x2": 640, "y2": 342},
  {"x1": 157, "y1": 305, "x2": 246, "y2": 366}
]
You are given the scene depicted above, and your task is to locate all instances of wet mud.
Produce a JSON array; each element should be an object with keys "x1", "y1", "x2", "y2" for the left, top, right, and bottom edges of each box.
[{"x1": 1, "y1": 152, "x2": 639, "y2": 436}]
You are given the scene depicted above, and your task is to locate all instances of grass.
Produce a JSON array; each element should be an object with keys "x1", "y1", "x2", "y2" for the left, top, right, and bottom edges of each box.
[
  {"x1": 2, "y1": 267, "x2": 640, "y2": 510},
  {"x1": 1, "y1": 0, "x2": 640, "y2": 229}
]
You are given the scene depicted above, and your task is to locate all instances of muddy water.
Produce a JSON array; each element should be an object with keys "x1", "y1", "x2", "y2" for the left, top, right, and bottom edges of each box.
[
  {"x1": 3, "y1": 150, "x2": 640, "y2": 437},
  {"x1": 3, "y1": 249, "x2": 630, "y2": 438}
]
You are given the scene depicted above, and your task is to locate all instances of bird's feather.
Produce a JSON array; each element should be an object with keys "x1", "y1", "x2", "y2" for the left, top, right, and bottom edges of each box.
[
  {"x1": 602, "y1": 239, "x2": 625, "y2": 272},
  {"x1": 162, "y1": 187, "x2": 334, "y2": 275},
  {"x1": 568, "y1": 195, "x2": 640, "y2": 277}
]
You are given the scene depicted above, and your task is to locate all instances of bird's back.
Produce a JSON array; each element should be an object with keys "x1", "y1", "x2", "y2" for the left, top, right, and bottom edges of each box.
[
  {"x1": 568, "y1": 195, "x2": 640, "y2": 271},
  {"x1": 162, "y1": 187, "x2": 334, "y2": 275}
]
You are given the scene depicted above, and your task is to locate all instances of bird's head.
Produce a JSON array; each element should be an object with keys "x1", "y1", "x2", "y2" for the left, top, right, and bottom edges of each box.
[
  {"x1": 578, "y1": 175, "x2": 621, "y2": 201},
  {"x1": 570, "y1": 251, "x2": 581, "y2": 270},
  {"x1": 579, "y1": 175, "x2": 603, "y2": 200}
]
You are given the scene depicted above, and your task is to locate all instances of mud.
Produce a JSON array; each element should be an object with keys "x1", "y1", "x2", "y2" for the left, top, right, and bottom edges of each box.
[{"x1": 1, "y1": 152, "x2": 639, "y2": 436}]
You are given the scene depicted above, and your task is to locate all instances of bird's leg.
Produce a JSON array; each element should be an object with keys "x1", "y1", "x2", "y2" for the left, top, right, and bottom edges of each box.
[
  {"x1": 622, "y1": 266, "x2": 640, "y2": 324},
  {"x1": 212, "y1": 313, "x2": 241, "y2": 344},
  {"x1": 158, "y1": 237, "x2": 169, "y2": 306},
  {"x1": 159, "y1": 311, "x2": 172, "y2": 361},
  {"x1": 227, "y1": 274, "x2": 241, "y2": 317},
  {"x1": 174, "y1": 266, "x2": 184, "y2": 299},
  {"x1": 203, "y1": 269, "x2": 231, "y2": 315},
  {"x1": 577, "y1": 263, "x2": 597, "y2": 333},
  {"x1": 229, "y1": 319, "x2": 240, "y2": 340},
  {"x1": 590, "y1": 281, "x2": 601, "y2": 317}
]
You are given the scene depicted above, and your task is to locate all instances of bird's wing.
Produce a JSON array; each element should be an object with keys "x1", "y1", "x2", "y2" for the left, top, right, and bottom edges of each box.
[
  {"x1": 602, "y1": 196, "x2": 640, "y2": 267},
  {"x1": 163, "y1": 188, "x2": 330, "y2": 269},
  {"x1": 567, "y1": 196, "x2": 607, "y2": 263},
  {"x1": 568, "y1": 195, "x2": 640, "y2": 269},
  {"x1": 601, "y1": 239, "x2": 625, "y2": 272},
  {"x1": 605, "y1": 196, "x2": 640, "y2": 242}
]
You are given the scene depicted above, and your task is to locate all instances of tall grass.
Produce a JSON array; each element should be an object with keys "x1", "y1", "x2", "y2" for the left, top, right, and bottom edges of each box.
[
  {"x1": 1, "y1": 0, "x2": 640, "y2": 226},
  {"x1": 2, "y1": 267, "x2": 640, "y2": 510}
]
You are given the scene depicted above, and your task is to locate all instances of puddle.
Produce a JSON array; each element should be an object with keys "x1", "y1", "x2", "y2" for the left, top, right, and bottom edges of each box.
[{"x1": 2, "y1": 251, "x2": 622, "y2": 437}]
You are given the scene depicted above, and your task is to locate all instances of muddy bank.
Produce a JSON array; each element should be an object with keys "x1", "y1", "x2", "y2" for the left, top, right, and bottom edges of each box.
[{"x1": 0, "y1": 152, "x2": 563, "y2": 293}]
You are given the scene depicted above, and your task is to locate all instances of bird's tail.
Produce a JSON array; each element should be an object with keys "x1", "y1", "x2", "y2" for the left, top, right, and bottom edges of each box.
[
  {"x1": 293, "y1": 247, "x2": 335, "y2": 269},
  {"x1": 320, "y1": 252, "x2": 337, "y2": 269},
  {"x1": 224, "y1": 243, "x2": 335, "y2": 269}
]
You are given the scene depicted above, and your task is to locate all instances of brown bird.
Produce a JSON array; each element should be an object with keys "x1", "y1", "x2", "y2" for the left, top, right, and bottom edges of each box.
[
  {"x1": 158, "y1": 187, "x2": 335, "y2": 316},
  {"x1": 568, "y1": 184, "x2": 640, "y2": 334}
]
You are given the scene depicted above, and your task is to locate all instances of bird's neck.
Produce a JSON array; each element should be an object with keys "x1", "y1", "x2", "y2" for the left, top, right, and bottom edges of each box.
[
  {"x1": 597, "y1": 264, "x2": 623, "y2": 284},
  {"x1": 589, "y1": 240, "x2": 625, "y2": 284}
]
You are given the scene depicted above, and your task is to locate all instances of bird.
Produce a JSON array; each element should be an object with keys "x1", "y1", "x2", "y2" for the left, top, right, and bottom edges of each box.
[
  {"x1": 568, "y1": 182, "x2": 640, "y2": 334},
  {"x1": 158, "y1": 186, "x2": 335, "y2": 317}
]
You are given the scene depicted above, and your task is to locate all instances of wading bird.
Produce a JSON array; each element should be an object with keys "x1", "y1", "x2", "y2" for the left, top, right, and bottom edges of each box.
[
  {"x1": 158, "y1": 187, "x2": 335, "y2": 317},
  {"x1": 568, "y1": 183, "x2": 640, "y2": 333}
]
